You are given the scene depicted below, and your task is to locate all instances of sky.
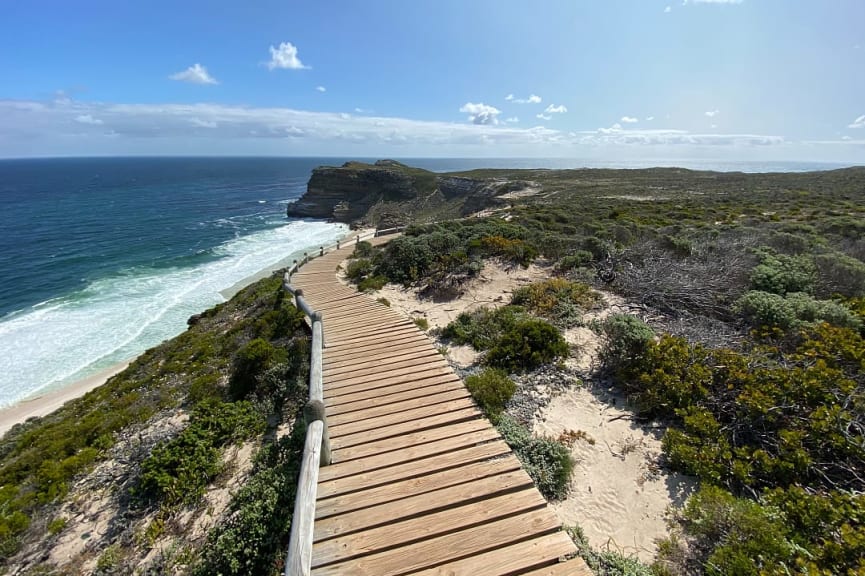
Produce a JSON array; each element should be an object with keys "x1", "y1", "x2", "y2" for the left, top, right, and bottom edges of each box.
[{"x1": 0, "y1": 0, "x2": 863, "y2": 162}]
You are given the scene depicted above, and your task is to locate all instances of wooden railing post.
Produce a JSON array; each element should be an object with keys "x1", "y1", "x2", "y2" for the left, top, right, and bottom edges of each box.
[{"x1": 319, "y1": 246, "x2": 324, "y2": 257}]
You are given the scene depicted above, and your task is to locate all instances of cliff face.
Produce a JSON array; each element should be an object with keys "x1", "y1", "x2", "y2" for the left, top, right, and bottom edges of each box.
[{"x1": 285, "y1": 160, "x2": 518, "y2": 225}]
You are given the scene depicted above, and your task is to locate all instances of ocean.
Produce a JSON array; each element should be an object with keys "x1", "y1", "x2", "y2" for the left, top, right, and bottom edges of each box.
[{"x1": 0, "y1": 156, "x2": 855, "y2": 408}]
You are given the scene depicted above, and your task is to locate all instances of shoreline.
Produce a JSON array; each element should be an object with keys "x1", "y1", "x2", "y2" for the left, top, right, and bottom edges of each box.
[
  {"x1": 0, "y1": 226, "x2": 355, "y2": 438},
  {"x1": 0, "y1": 360, "x2": 131, "y2": 436}
]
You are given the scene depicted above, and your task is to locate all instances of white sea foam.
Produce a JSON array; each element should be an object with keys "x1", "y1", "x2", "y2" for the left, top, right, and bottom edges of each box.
[{"x1": 0, "y1": 220, "x2": 347, "y2": 407}]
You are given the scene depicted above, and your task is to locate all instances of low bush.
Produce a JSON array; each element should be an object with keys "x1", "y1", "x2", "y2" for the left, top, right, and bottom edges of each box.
[
  {"x1": 814, "y1": 251, "x2": 865, "y2": 298},
  {"x1": 230, "y1": 338, "x2": 286, "y2": 400},
  {"x1": 413, "y1": 317, "x2": 429, "y2": 331},
  {"x1": 136, "y1": 400, "x2": 264, "y2": 507},
  {"x1": 496, "y1": 415, "x2": 573, "y2": 500},
  {"x1": 555, "y1": 250, "x2": 594, "y2": 273},
  {"x1": 566, "y1": 525, "x2": 655, "y2": 576},
  {"x1": 344, "y1": 258, "x2": 374, "y2": 282},
  {"x1": 485, "y1": 318, "x2": 568, "y2": 372},
  {"x1": 441, "y1": 306, "x2": 528, "y2": 350},
  {"x1": 734, "y1": 290, "x2": 862, "y2": 331},
  {"x1": 357, "y1": 275, "x2": 388, "y2": 292},
  {"x1": 194, "y1": 426, "x2": 304, "y2": 576},
  {"x1": 598, "y1": 314, "x2": 655, "y2": 372},
  {"x1": 511, "y1": 278, "x2": 602, "y2": 327},
  {"x1": 464, "y1": 368, "x2": 516, "y2": 420},
  {"x1": 749, "y1": 250, "x2": 816, "y2": 295},
  {"x1": 352, "y1": 240, "x2": 376, "y2": 258}
]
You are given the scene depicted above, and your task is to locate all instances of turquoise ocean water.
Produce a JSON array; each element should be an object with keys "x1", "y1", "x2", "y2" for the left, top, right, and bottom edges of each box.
[{"x1": 0, "y1": 156, "x2": 853, "y2": 407}]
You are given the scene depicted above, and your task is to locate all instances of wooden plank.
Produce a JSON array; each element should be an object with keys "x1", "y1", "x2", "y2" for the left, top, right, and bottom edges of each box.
[
  {"x1": 328, "y1": 397, "x2": 476, "y2": 438},
  {"x1": 324, "y1": 349, "x2": 441, "y2": 377},
  {"x1": 325, "y1": 325, "x2": 419, "y2": 348},
  {"x1": 325, "y1": 360, "x2": 450, "y2": 388},
  {"x1": 312, "y1": 489, "x2": 547, "y2": 564},
  {"x1": 521, "y1": 557, "x2": 594, "y2": 576},
  {"x1": 323, "y1": 342, "x2": 433, "y2": 367},
  {"x1": 329, "y1": 407, "x2": 480, "y2": 451},
  {"x1": 328, "y1": 389, "x2": 471, "y2": 427},
  {"x1": 327, "y1": 379, "x2": 465, "y2": 414},
  {"x1": 310, "y1": 508, "x2": 562, "y2": 575},
  {"x1": 324, "y1": 366, "x2": 454, "y2": 397},
  {"x1": 410, "y1": 532, "x2": 581, "y2": 576},
  {"x1": 325, "y1": 330, "x2": 430, "y2": 358},
  {"x1": 316, "y1": 454, "x2": 522, "y2": 519},
  {"x1": 317, "y1": 440, "x2": 511, "y2": 497},
  {"x1": 333, "y1": 422, "x2": 499, "y2": 465}
]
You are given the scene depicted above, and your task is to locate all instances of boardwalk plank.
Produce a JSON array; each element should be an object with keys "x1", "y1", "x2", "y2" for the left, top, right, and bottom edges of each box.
[
  {"x1": 327, "y1": 389, "x2": 471, "y2": 427},
  {"x1": 310, "y1": 508, "x2": 561, "y2": 575},
  {"x1": 411, "y1": 532, "x2": 581, "y2": 576},
  {"x1": 316, "y1": 455, "x2": 522, "y2": 519},
  {"x1": 312, "y1": 489, "x2": 546, "y2": 565},
  {"x1": 317, "y1": 441, "x2": 511, "y2": 498}
]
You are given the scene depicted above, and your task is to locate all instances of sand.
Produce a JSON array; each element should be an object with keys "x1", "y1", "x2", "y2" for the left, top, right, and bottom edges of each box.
[{"x1": 0, "y1": 361, "x2": 131, "y2": 436}]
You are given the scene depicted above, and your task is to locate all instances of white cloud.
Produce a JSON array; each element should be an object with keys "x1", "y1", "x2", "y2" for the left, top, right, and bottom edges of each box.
[
  {"x1": 545, "y1": 104, "x2": 568, "y2": 114},
  {"x1": 505, "y1": 117, "x2": 519, "y2": 123},
  {"x1": 536, "y1": 114, "x2": 552, "y2": 121},
  {"x1": 75, "y1": 114, "x2": 103, "y2": 125},
  {"x1": 507, "y1": 94, "x2": 542, "y2": 104},
  {"x1": 460, "y1": 102, "x2": 501, "y2": 125},
  {"x1": 705, "y1": 109, "x2": 720, "y2": 117},
  {"x1": 842, "y1": 135, "x2": 852, "y2": 141},
  {"x1": 645, "y1": 116, "x2": 655, "y2": 121},
  {"x1": 190, "y1": 118, "x2": 217, "y2": 129},
  {"x1": 169, "y1": 63, "x2": 218, "y2": 85},
  {"x1": 315, "y1": 86, "x2": 326, "y2": 93},
  {"x1": 0, "y1": 96, "x2": 802, "y2": 159},
  {"x1": 848, "y1": 114, "x2": 865, "y2": 129},
  {"x1": 664, "y1": 5, "x2": 672, "y2": 12},
  {"x1": 689, "y1": 0, "x2": 744, "y2": 3},
  {"x1": 621, "y1": 116, "x2": 638, "y2": 123},
  {"x1": 710, "y1": 124, "x2": 718, "y2": 129},
  {"x1": 267, "y1": 41, "x2": 308, "y2": 70}
]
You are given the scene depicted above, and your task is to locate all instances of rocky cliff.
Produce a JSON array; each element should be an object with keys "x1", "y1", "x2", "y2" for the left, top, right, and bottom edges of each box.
[{"x1": 286, "y1": 160, "x2": 526, "y2": 225}]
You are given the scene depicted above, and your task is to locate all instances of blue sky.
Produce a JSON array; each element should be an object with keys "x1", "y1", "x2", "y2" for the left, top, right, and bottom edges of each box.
[{"x1": 1, "y1": 0, "x2": 863, "y2": 161}]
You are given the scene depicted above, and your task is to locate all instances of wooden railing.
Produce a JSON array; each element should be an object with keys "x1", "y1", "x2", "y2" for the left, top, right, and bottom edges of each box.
[{"x1": 282, "y1": 225, "x2": 403, "y2": 576}]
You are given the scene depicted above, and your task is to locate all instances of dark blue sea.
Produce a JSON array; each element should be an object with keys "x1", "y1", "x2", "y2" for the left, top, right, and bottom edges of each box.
[{"x1": 0, "y1": 156, "x2": 854, "y2": 406}]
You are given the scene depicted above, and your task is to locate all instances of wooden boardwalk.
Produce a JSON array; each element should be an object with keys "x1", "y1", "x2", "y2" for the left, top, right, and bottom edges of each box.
[{"x1": 291, "y1": 238, "x2": 591, "y2": 576}]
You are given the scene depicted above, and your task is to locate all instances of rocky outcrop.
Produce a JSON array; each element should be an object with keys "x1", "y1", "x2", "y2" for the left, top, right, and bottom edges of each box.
[{"x1": 286, "y1": 160, "x2": 529, "y2": 225}]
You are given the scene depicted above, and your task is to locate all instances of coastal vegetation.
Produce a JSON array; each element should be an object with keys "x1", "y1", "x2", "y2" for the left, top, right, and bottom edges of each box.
[
  {"x1": 0, "y1": 273, "x2": 310, "y2": 574},
  {"x1": 343, "y1": 165, "x2": 865, "y2": 574}
]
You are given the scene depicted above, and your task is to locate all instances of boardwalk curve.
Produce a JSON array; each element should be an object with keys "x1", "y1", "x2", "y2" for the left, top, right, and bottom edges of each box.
[{"x1": 290, "y1": 236, "x2": 591, "y2": 576}]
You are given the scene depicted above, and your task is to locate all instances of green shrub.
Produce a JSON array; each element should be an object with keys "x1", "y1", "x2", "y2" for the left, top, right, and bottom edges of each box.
[
  {"x1": 464, "y1": 368, "x2": 516, "y2": 419},
  {"x1": 555, "y1": 250, "x2": 594, "y2": 273},
  {"x1": 735, "y1": 290, "x2": 862, "y2": 331},
  {"x1": 344, "y1": 258, "x2": 373, "y2": 282},
  {"x1": 442, "y1": 306, "x2": 528, "y2": 350},
  {"x1": 194, "y1": 429, "x2": 304, "y2": 576},
  {"x1": 352, "y1": 240, "x2": 376, "y2": 258},
  {"x1": 376, "y1": 297, "x2": 391, "y2": 307},
  {"x1": 357, "y1": 275, "x2": 387, "y2": 292},
  {"x1": 136, "y1": 400, "x2": 264, "y2": 507},
  {"x1": 412, "y1": 317, "x2": 429, "y2": 331},
  {"x1": 599, "y1": 314, "x2": 655, "y2": 371},
  {"x1": 496, "y1": 416, "x2": 573, "y2": 500},
  {"x1": 479, "y1": 235, "x2": 538, "y2": 267},
  {"x1": 657, "y1": 485, "x2": 795, "y2": 576},
  {"x1": 230, "y1": 338, "x2": 285, "y2": 400},
  {"x1": 511, "y1": 278, "x2": 601, "y2": 327},
  {"x1": 814, "y1": 251, "x2": 865, "y2": 297},
  {"x1": 566, "y1": 525, "x2": 655, "y2": 576},
  {"x1": 485, "y1": 318, "x2": 568, "y2": 372},
  {"x1": 749, "y1": 250, "x2": 816, "y2": 295}
]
